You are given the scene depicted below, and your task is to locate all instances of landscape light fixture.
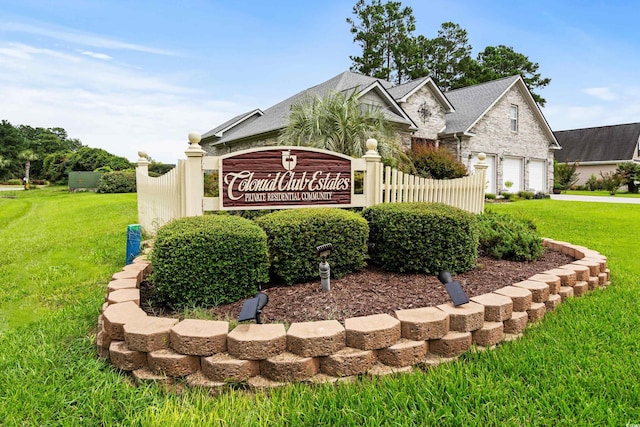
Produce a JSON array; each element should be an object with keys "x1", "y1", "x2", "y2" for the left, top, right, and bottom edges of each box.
[
  {"x1": 316, "y1": 243, "x2": 333, "y2": 291},
  {"x1": 437, "y1": 271, "x2": 469, "y2": 307},
  {"x1": 238, "y1": 292, "x2": 269, "y2": 324}
]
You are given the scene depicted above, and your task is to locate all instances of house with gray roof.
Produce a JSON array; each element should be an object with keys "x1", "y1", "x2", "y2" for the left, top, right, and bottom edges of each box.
[
  {"x1": 553, "y1": 122, "x2": 640, "y2": 185},
  {"x1": 202, "y1": 71, "x2": 560, "y2": 194}
]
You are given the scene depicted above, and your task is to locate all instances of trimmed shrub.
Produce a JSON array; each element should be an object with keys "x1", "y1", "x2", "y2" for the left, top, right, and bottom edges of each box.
[
  {"x1": 406, "y1": 145, "x2": 467, "y2": 179},
  {"x1": 517, "y1": 191, "x2": 535, "y2": 200},
  {"x1": 150, "y1": 215, "x2": 269, "y2": 310},
  {"x1": 255, "y1": 208, "x2": 368, "y2": 285},
  {"x1": 477, "y1": 212, "x2": 543, "y2": 261},
  {"x1": 363, "y1": 202, "x2": 478, "y2": 274},
  {"x1": 97, "y1": 170, "x2": 136, "y2": 193}
]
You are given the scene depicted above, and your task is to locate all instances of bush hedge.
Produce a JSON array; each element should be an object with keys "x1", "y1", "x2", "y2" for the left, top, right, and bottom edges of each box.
[
  {"x1": 97, "y1": 170, "x2": 136, "y2": 193},
  {"x1": 406, "y1": 145, "x2": 467, "y2": 179},
  {"x1": 477, "y1": 211, "x2": 543, "y2": 261},
  {"x1": 363, "y1": 202, "x2": 478, "y2": 274},
  {"x1": 150, "y1": 215, "x2": 269, "y2": 310},
  {"x1": 255, "y1": 208, "x2": 369, "y2": 285}
]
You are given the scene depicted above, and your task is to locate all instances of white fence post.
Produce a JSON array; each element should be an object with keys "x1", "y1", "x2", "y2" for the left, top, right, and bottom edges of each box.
[
  {"x1": 363, "y1": 138, "x2": 382, "y2": 207},
  {"x1": 473, "y1": 152, "x2": 488, "y2": 213},
  {"x1": 184, "y1": 132, "x2": 205, "y2": 217}
]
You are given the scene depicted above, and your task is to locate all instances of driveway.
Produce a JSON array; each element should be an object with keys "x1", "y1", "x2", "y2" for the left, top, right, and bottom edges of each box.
[{"x1": 551, "y1": 194, "x2": 640, "y2": 204}]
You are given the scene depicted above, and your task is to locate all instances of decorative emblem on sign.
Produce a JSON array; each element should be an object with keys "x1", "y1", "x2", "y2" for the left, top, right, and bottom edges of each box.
[{"x1": 281, "y1": 150, "x2": 297, "y2": 171}]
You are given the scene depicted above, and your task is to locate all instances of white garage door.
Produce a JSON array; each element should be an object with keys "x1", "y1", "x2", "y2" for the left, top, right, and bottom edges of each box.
[
  {"x1": 503, "y1": 157, "x2": 523, "y2": 192},
  {"x1": 471, "y1": 154, "x2": 496, "y2": 194},
  {"x1": 529, "y1": 159, "x2": 546, "y2": 193}
]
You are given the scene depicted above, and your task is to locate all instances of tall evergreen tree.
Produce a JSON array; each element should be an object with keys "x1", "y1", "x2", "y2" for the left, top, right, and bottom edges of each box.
[
  {"x1": 347, "y1": 0, "x2": 418, "y2": 84},
  {"x1": 422, "y1": 22, "x2": 473, "y2": 91},
  {"x1": 467, "y1": 45, "x2": 551, "y2": 106}
]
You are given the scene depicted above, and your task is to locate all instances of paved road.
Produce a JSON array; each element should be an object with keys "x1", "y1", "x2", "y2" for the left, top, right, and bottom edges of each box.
[{"x1": 551, "y1": 194, "x2": 640, "y2": 204}]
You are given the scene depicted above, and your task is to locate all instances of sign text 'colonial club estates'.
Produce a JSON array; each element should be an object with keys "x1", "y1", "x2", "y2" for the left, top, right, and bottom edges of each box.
[{"x1": 221, "y1": 148, "x2": 352, "y2": 208}]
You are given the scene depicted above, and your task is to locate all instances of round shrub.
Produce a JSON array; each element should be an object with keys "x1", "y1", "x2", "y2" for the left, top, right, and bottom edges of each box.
[
  {"x1": 150, "y1": 215, "x2": 269, "y2": 310},
  {"x1": 255, "y1": 208, "x2": 369, "y2": 285},
  {"x1": 477, "y1": 211, "x2": 543, "y2": 261},
  {"x1": 97, "y1": 170, "x2": 136, "y2": 193},
  {"x1": 363, "y1": 202, "x2": 478, "y2": 274},
  {"x1": 406, "y1": 145, "x2": 467, "y2": 179}
]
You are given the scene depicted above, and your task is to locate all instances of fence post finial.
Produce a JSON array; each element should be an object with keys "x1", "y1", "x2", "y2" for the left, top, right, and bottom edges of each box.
[{"x1": 136, "y1": 151, "x2": 149, "y2": 176}]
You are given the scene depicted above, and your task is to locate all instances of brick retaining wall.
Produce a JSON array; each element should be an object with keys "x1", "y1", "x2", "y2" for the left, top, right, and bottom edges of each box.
[{"x1": 95, "y1": 239, "x2": 610, "y2": 391}]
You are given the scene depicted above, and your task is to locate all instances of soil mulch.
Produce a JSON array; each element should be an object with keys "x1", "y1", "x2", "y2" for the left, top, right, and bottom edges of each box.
[{"x1": 140, "y1": 249, "x2": 574, "y2": 325}]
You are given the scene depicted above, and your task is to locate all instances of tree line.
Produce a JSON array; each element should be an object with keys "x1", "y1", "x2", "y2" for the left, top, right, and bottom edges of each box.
[
  {"x1": 0, "y1": 120, "x2": 171, "y2": 184},
  {"x1": 347, "y1": 0, "x2": 550, "y2": 105}
]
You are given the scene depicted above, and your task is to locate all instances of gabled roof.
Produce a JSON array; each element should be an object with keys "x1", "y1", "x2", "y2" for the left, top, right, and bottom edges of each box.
[
  {"x1": 388, "y1": 76, "x2": 455, "y2": 112},
  {"x1": 441, "y1": 75, "x2": 560, "y2": 148},
  {"x1": 202, "y1": 71, "x2": 465, "y2": 146},
  {"x1": 201, "y1": 109, "x2": 263, "y2": 139},
  {"x1": 554, "y1": 122, "x2": 640, "y2": 163}
]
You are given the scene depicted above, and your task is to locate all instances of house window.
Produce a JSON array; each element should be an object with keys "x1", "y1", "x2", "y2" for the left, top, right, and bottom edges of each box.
[{"x1": 510, "y1": 105, "x2": 518, "y2": 132}]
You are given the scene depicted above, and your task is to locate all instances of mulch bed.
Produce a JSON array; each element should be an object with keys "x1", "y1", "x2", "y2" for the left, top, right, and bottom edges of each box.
[{"x1": 140, "y1": 249, "x2": 574, "y2": 325}]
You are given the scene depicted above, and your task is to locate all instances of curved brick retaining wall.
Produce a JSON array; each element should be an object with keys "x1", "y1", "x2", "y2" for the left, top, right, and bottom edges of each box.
[{"x1": 95, "y1": 238, "x2": 610, "y2": 391}]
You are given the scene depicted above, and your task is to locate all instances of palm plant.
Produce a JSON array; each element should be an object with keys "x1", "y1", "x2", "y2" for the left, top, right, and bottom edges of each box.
[{"x1": 279, "y1": 90, "x2": 404, "y2": 163}]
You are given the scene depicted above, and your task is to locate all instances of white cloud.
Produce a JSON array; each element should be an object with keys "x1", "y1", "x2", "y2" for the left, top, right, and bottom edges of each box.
[
  {"x1": 0, "y1": 42, "x2": 249, "y2": 164},
  {"x1": 79, "y1": 50, "x2": 112, "y2": 60},
  {"x1": 582, "y1": 87, "x2": 618, "y2": 101},
  {"x1": 0, "y1": 21, "x2": 176, "y2": 56}
]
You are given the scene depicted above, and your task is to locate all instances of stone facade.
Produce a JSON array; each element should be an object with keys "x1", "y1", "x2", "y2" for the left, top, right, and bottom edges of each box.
[{"x1": 399, "y1": 85, "x2": 448, "y2": 141}]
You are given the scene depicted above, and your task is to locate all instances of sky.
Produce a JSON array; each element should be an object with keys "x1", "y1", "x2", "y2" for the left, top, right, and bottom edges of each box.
[{"x1": 1, "y1": 0, "x2": 639, "y2": 164}]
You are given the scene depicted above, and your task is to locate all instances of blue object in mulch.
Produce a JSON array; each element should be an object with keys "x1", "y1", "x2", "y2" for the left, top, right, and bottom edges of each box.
[{"x1": 125, "y1": 224, "x2": 142, "y2": 265}]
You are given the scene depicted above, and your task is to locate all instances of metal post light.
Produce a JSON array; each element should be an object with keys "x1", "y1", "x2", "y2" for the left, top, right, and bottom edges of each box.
[
  {"x1": 437, "y1": 271, "x2": 469, "y2": 306},
  {"x1": 238, "y1": 292, "x2": 269, "y2": 324},
  {"x1": 316, "y1": 243, "x2": 333, "y2": 291}
]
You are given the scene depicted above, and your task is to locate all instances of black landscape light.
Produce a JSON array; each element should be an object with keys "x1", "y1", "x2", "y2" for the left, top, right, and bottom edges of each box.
[
  {"x1": 238, "y1": 292, "x2": 269, "y2": 324},
  {"x1": 316, "y1": 243, "x2": 333, "y2": 291},
  {"x1": 437, "y1": 271, "x2": 469, "y2": 307}
]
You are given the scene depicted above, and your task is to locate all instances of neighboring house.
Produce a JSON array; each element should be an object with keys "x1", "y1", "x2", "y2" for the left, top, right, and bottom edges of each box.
[
  {"x1": 553, "y1": 123, "x2": 640, "y2": 184},
  {"x1": 202, "y1": 71, "x2": 560, "y2": 194}
]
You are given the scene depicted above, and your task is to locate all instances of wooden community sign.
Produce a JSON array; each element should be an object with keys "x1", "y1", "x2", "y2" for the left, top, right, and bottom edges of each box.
[{"x1": 220, "y1": 148, "x2": 353, "y2": 209}]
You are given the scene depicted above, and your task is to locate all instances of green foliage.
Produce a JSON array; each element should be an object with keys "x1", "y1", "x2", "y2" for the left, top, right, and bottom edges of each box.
[
  {"x1": 42, "y1": 151, "x2": 72, "y2": 184},
  {"x1": 517, "y1": 191, "x2": 535, "y2": 200},
  {"x1": 584, "y1": 173, "x2": 602, "y2": 191},
  {"x1": 0, "y1": 120, "x2": 26, "y2": 180},
  {"x1": 419, "y1": 22, "x2": 473, "y2": 91},
  {"x1": 346, "y1": 4, "x2": 550, "y2": 102},
  {"x1": 67, "y1": 146, "x2": 132, "y2": 172},
  {"x1": 554, "y1": 161, "x2": 579, "y2": 191},
  {"x1": 97, "y1": 170, "x2": 136, "y2": 193},
  {"x1": 279, "y1": 90, "x2": 404, "y2": 164},
  {"x1": 460, "y1": 45, "x2": 551, "y2": 105},
  {"x1": 477, "y1": 211, "x2": 543, "y2": 261},
  {"x1": 363, "y1": 202, "x2": 478, "y2": 274},
  {"x1": 406, "y1": 145, "x2": 467, "y2": 179},
  {"x1": 600, "y1": 171, "x2": 621, "y2": 195},
  {"x1": 151, "y1": 216, "x2": 269, "y2": 310},
  {"x1": 616, "y1": 162, "x2": 640, "y2": 193},
  {"x1": 148, "y1": 161, "x2": 174, "y2": 175},
  {"x1": 255, "y1": 208, "x2": 369, "y2": 284},
  {"x1": 347, "y1": 0, "x2": 417, "y2": 84}
]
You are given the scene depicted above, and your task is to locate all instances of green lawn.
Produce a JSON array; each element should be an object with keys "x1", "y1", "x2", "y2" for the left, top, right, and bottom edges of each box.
[
  {"x1": 1, "y1": 190, "x2": 639, "y2": 426},
  {"x1": 563, "y1": 189, "x2": 640, "y2": 198}
]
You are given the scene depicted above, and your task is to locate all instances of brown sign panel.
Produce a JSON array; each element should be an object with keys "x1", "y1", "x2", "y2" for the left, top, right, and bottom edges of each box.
[{"x1": 221, "y1": 148, "x2": 352, "y2": 208}]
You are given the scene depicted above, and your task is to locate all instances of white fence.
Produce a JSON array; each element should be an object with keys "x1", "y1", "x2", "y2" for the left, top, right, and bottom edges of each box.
[{"x1": 136, "y1": 135, "x2": 487, "y2": 235}]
